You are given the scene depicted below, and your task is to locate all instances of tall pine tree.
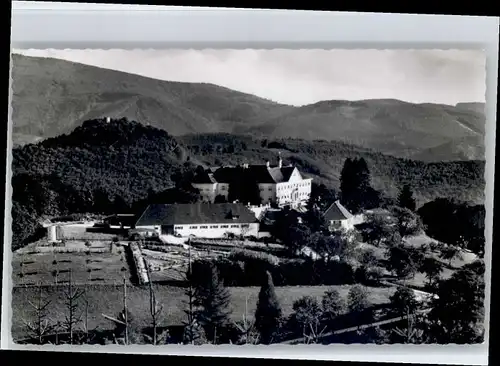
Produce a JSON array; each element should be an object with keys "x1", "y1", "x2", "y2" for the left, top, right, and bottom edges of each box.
[
  {"x1": 194, "y1": 262, "x2": 232, "y2": 344},
  {"x1": 398, "y1": 184, "x2": 416, "y2": 211},
  {"x1": 340, "y1": 157, "x2": 379, "y2": 213},
  {"x1": 254, "y1": 271, "x2": 282, "y2": 344}
]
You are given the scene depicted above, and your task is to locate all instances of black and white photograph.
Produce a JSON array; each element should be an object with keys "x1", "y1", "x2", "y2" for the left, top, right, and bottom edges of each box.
[{"x1": 4, "y1": 46, "x2": 491, "y2": 349}]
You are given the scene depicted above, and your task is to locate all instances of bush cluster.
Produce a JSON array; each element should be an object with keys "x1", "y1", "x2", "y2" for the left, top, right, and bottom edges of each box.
[{"x1": 191, "y1": 256, "x2": 355, "y2": 287}]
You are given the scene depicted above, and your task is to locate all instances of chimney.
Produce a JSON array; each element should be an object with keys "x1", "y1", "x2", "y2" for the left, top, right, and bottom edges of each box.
[
  {"x1": 106, "y1": 117, "x2": 111, "y2": 123},
  {"x1": 278, "y1": 151, "x2": 282, "y2": 168}
]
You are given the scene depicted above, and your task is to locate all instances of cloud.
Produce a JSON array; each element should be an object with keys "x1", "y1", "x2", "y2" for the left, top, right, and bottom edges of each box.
[{"x1": 13, "y1": 48, "x2": 485, "y2": 106}]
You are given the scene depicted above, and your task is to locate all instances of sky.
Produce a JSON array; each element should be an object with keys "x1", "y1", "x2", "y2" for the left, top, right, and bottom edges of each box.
[{"x1": 13, "y1": 48, "x2": 486, "y2": 106}]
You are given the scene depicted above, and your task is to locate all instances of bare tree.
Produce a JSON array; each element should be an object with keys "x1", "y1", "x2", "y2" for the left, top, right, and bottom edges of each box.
[
  {"x1": 52, "y1": 269, "x2": 59, "y2": 286},
  {"x1": 62, "y1": 269, "x2": 84, "y2": 344},
  {"x1": 182, "y1": 244, "x2": 205, "y2": 344},
  {"x1": 102, "y1": 277, "x2": 131, "y2": 345},
  {"x1": 304, "y1": 322, "x2": 328, "y2": 345},
  {"x1": 81, "y1": 284, "x2": 91, "y2": 343},
  {"x1": 24, "y1": 283, "x2": 52, "y2": 344},
  {"x1": 144, "y1": 263, "x2": 169, "y2": 345},
  {"x1": 392, "y1": 308, "x2": 424, "y2": 343},
  {"x1": 122, "y1": 277, "x2": 129, "y2": 344},
  {"x1": 19, "y1": 253, "x2": 26, "y2": 287},
  {"x1": 233, "y1": 295, "x2": 259, "y2": 345}
]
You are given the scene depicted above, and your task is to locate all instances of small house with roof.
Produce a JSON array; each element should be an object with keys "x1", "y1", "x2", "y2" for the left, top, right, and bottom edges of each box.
[
  {"x1": 135, "y1": 202, "x2": 260, "y2": 239},
  {"x1": 192, "y1": 154, "x2": 312, "y2": 208},
  {"x1": 324, "y1": 200, "x2": 355, "y2": 231}
]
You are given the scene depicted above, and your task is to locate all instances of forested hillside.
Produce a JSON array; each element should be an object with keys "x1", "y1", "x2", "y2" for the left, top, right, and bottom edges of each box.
[
  {"x1": 12, "y1": 54, "x2": 485, "y2": 161},
  {"x1": 179, "y1": 134, "x2": 485, "y2": 205},
  {"x1": 11, "y1": 118, "x2": 485, "y2": 250}
]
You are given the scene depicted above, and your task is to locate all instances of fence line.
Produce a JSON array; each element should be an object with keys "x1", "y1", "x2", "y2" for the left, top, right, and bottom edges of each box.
[{"x1": 279, "y1": 308, "x2": 432, "y2": 345}]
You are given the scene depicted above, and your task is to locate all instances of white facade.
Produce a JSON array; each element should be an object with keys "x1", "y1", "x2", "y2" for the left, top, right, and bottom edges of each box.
[
  {"x1": 136, "y1": 223, "x2": 259, "y2": 239},
  {"x1": 192, "y1": 182, "x2": 229, "y2": 202},
  {"x1": 193, "y1": 166, "x2": 312, "y2": 208},
  {"x1": 276, "y1": 177, "x2": 312, "y2": 208},
  {"x1": 134, "y1": 225, "x2": 161, "y2": 237},
  {"x1": 173, "y1": 222, "x2": 259, "y2": 238},
  {"x1": 193, "y1": 183, "x2": 218, "y2": 203},
  {"x1": 328, "y1": 217, "x2": 355, "y2": 231},
  {"x1": 258, "y1": 183, "x2": 276, "y2": 204}
]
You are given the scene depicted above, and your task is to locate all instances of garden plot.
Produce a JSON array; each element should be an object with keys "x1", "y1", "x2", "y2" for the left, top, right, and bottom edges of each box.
[{"x1": 12, "y1": 251, "x2": 132, "y2": 287}]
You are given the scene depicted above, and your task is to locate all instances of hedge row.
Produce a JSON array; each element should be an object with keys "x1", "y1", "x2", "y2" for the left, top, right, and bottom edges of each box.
[{"x1": 190, "y1": 256, "x2": 356, "y2": 287}]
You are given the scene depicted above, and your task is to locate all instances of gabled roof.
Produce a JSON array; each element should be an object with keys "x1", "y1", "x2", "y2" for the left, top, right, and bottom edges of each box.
[
  {"x1": 192, "y1": 172, "x2": 217, "y2": 184},
  {"x1": 211, "y1": 165, "x2": 298, "y2": 184},
  {"x1": 268, "y1": 166, "x2": 297, "y2": 183},
  {"x1": 324, "y1": 200, "x2": 353, "y2": 221},
  {"x1": 104, "y1": 214, "x2": 138, "y2": 227},
  {"x1": 136, "y1": 203, "x2": 258, "y2": 226}
]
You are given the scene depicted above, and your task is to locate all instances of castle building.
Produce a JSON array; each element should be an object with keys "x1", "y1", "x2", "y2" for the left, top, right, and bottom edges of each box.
[{"x1": 192, "y1": 154, "x2": 312, "y2": 208}]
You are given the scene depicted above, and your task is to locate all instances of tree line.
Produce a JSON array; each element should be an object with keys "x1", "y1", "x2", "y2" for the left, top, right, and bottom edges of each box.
[{"x1": 21, "y1": 253, "x2": 485, "y2": 345}]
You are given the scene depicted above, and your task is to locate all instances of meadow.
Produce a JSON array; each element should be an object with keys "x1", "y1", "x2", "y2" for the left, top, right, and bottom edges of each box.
[{"x1": 11, "y1": 284, "x2": 396, "y2": 341}]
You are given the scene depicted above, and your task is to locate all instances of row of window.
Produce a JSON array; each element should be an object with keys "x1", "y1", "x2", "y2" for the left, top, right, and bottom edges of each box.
[
  {"x1": 259, "y1": 187, "x2": 273, "y2": 192},
  {"x1": 175, "y1": 224, "x2": 250, "y2": 230},
  {"x1": 279, "y1": 192, "x2": 309, "y2": 199},
  {"x1": 277, "y1": 181, "x2": 311, "y2": 191}
]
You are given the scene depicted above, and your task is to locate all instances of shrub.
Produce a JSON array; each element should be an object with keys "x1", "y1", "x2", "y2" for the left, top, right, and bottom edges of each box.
[
  {"x1": 196, "y1": 256, "x2": 356, "y2": 287},
  {"x1": 354, "y1": 266, "x2": 370, "y2": 284},
  {"x1": 228, "y1": 248, "x2": 279, "y2": 266}
]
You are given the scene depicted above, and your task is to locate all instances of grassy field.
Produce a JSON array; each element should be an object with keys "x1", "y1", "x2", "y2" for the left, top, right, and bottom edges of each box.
[
  {"x1": 11, "y1": 251, "x2": 131, "y2": 287},
  {"x1": 11, "y1": 284, "x2": 396, "y2": 341}
]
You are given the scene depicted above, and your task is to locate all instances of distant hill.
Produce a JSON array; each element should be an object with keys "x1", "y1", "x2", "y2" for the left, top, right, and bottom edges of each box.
[
  {"x1": 455, "y1": 102, "x2": 486, "y2": 115},
  {"x1": 410, "y1": 135, "x2": 485, "y2": 162},
  {"x1": 10, "y1": 54, "x2": 292, "y2": 144},
  {"x1": 13, "y1": 118, "x2": 485, "y2": 207},
  {"x1": 242, "y1": 99, "x2": 485, "y2": 159},
  {"x1": 178, "y1": 133, "x2": 485, "y2": 206},
  {"x1": 11, "y1": 54, "x2": 486, "y2": 161},
  {"x1": 11, "y1": 119, "x2": 485, "y2": 249}
]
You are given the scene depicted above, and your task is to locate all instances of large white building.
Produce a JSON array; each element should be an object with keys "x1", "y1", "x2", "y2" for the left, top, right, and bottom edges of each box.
[
  {"x1": 192, "y1": 155, "x2": 312, "y2": 208},
  {"x1": 135, "y1": 202, "x2": 260, "y2": 239}
]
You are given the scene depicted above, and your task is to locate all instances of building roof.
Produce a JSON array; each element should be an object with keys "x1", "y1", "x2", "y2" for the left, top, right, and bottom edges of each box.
[
  {"x1": 192, "y1": 171, "x2": 217, "y2": 184},
  {"x1": 211, "y1": 165, "x2": 298, "y2": 184},
  {"x1": 104, "y1": 214, "x2": 137, "y2": 227},
  {"x1": 135, "y1": 203, "x2": 259, "y2": 227},
  {"x1": 324, "y1": 200, "x2": 353, "y2": 221}
]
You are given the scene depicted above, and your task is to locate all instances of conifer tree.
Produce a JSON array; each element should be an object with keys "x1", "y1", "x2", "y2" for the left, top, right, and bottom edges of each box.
[
  {"x1": 183, "y1": 246, "x2": 206, "y2": 344},
  {"x1": 398, "y1": 184, "x2": 417, "y2": 211},
  {"x1": 340, "y1": 158, "x2": 378, "y2": 213},
  {"x1": 254, "y1": 271, "x2": 282, "y2": 344},
  {"x1": 194, "y1": 262, "x2": 231, "y2": 344}
]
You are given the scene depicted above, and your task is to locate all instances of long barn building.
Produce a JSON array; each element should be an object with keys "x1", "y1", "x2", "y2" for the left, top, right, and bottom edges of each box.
[{"x1": 135, "y1": 202, "x2": 260, "y2": 239}]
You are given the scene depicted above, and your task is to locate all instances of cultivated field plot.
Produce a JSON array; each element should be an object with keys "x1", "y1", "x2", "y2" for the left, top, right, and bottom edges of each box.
[
  {"x1": 142, "y1": 246, "x2": 222, "y2": 283},
  {"x1": 11, "y1": 284, "x2": 396, "y2": 341},
  {"x1": 11, "y1": 251, "x2": 132, "y2": 287}
]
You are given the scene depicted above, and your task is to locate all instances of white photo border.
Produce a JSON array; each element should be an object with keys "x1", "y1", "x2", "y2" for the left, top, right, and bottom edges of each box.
[{"x1": 4, "y1": 2, "x2": 499, "y2": 365}]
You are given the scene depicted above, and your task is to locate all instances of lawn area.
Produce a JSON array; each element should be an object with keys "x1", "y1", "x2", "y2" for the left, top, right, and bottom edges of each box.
[
  {"x1": 11, "y1": 251, "x2": 131, "y2": 287},
  {"x1": 11, "y1": 284, "x2": 396, "y2": 341}
]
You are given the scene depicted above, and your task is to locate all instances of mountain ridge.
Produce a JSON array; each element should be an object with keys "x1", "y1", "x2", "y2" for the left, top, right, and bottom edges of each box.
[{"x1": 11, "y1": 54, "x2": 486, "y2": 161}]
